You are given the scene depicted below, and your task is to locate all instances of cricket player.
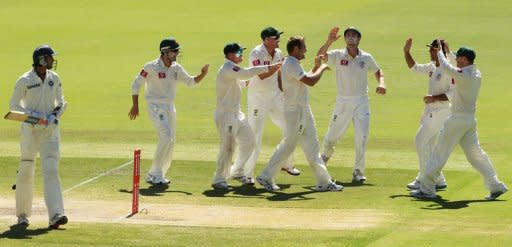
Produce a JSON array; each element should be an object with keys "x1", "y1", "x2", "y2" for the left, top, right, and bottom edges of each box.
[
  {"x1": 129, "y1": 37, "x2": 209, "y2": 185},
  {"x1": 403, "y1": 38, "x2": 455, "y2": 190},
  {"x1": 213, "y1": 42, "x2": 281, "y2": 190},
  {"x1": 317, "y1": 27, "x2": 386, "y2": 183},
  {"x1": 9, "y1": 45, "x2": 68, "y2": 228},
  {"x1": 256, "y1": 36, "x2": 342, "y2": 192},
  {"x1": 411, "y1": 41, "x2": 508, "y2": 200},
  {"x1": 230, "y1": 27, "x2": 300, "y2": 186}
]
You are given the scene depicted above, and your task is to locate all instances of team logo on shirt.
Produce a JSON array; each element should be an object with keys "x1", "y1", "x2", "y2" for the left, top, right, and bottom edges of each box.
[
  {"x1": 333, "y1": 115, "x2": 338, "y2": 121},
  {"x1": 253, "y1": 109, "x2": 258, "y2": 117},
  {"x1": 359, "y1": 61, "x2": 365, "y2": 68},
  {"x1": 263, "y1": 61, "x2": 270, "y2": 65},
  {"x1": 233, "y1": 66, "x2": 240, "y2": 72},
  {"x1": 27, "y1": 83, "x2": 41, "y2": 89},
  {"x1": 48, "y1": 81, "x2": 54, "y2": 86},
  {"x1": 436, "y1": 73, "x2": 442, "y2": 81},
  {"x1": 252, "y1": 59, "x2": 261, "y2": 66},
  {"x1": 158, "y1": 72, "x2": 166, "y2": 79},
  {"x1": 451, "y1": 78, "x2": 455, "y2": 84},
  {"x1": 429, "y1": 71, "x2": 433, "y2": 78},
  {"x1": 140, "y1": 69, "x2": 148, "y2": 78},
  {"x1": 340, "y1": 60, "x2": 349, "y2": 66},
  {"x1": 457, "y1": 69, "x2": 463, "y2": 73}
]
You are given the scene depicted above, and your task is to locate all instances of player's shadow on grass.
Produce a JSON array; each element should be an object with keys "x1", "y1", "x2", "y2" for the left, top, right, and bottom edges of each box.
[
  {"x1": 340, "y1": 181, "x2": 375, "y2": 187},
  {"x1": 202, "y1": 184, "x2": 291, "y2": 198},
  {"x1": 265, "y1": 186, "x2": 319, "y2": 201},
  {"x1": 118, "y1": 184, "x2": 192, "y2": 197},
  {"x1": 0, "y1": 224, "x2": 50, "y2": 239},
  {"x1": 389, "y1": 194, "x2": 504, "y2": 210}
]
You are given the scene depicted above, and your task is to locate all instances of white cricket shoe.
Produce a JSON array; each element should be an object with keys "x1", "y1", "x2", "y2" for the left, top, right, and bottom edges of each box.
[
  {"x1": 281, "y1": 166, "x2": 301, "y2": 176},
  {"x1": 352, "y1": 169, "x2": 366, "y2": 183},
  {"x1": 410, "y1": 189, "x2": 436, "y2": 199},
  {"x1": 17, "y1": 215, "x2": 29, "y2": 227},
  {"x1": 315, "y1": 181, "x2": 343, "y2": 192},
  {"x1": 49, "y1": 214, "x2": 68, "y2": 229},
  {"x1": 243, "y1": 177, "x2": 255, "y2": 186},
  {"x1": 256, "y1": 176, "x2": 280, "y2": 192},
  {"x1": 211, "y1": 181, "x2": 229, "y2": 190},
  {"x1": 407, "y1": 179, "x2": 447, "y2": 190},
  {"x1": 407, "y1": 179, "x2": 420, "y2": 190},
  {"x1": 145, "y1": 174, "x2": 170, "y2": 185},
  {"x1": 232, "y1": 175, "x2": 255, "y2": 186},
  {"x1": 485, "y1": 183, "x2": 508, "y2": 200}
]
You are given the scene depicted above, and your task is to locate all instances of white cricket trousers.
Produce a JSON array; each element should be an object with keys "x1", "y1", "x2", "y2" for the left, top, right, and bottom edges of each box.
[
  {"x1": 419, "y1": 113, "x2": 504, "y2": 195},
  {"x1": 147, "y1": 103, "x2": 176, "y2": 180},
  {"x1": 414, "y1": 103, "x2": 450, "y2": 184},
  {"x1": 213, "y1": 111, "x2": 255, "y2": 184},
  {"x1": 235, "y1": 90, "x2": 293, "y2": 178},
  {"x1": 322, "y1": 96, "x2": 369, "y2": 173},
  {"x1": 16, "y1": 123, "x2": 64, "y2": 221},
  {"x1": 259, "y1": 105, "x2": 332, "y2": 186}
]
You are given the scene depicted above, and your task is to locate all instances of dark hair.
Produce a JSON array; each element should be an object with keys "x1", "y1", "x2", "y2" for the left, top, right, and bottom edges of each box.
[{"x1": 286, "y1": 36, "x2": 304, "y2": 54}]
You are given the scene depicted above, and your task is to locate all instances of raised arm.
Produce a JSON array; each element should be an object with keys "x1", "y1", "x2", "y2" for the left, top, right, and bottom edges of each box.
[
  {"x1": 317, "y1": 27, "x2": 341, "y2": 62},
  {"x1": 403, "y1": 38, "x2": 416, "y2": 69}
]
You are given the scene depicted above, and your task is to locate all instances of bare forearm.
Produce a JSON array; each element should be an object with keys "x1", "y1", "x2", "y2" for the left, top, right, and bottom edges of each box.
[
  {"x1": 317, "y1": 40, "x2": 333, "y2": 57},
  {"x1": 432, "y1": 93, "x2": 449, "y2": 101},
  {"x1": 404, "y1": 51, "x2": 415, "y2": 68},
  {"x1": 375, "y1": 69, "x2": 385, "y2": 87},
  {"x1": 132, "y1": 95, "x2": 139, "y2": 106}
]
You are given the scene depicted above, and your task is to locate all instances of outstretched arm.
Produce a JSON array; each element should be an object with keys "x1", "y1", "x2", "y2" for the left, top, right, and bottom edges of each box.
[{"x1": 194, "y1": 64, "x2": 209, "y2": 83}]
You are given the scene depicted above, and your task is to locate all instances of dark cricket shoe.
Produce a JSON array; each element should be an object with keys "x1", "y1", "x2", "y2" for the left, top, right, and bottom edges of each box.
[
  {"x1": 281, "y1": 166, "x2": 301, "y2": 176},
  {"x1": 485, "y1": 184, "x2": 508, "y2": 200},
  {"x1": 410, "y1": 189, "x2": 436, "y2": 199},
  {"x1": 17, "y1": 215, "x2": 29, "y2": 227},
  {"x1": 49, "y1": 214, "x2": 68, "y2": 229}
]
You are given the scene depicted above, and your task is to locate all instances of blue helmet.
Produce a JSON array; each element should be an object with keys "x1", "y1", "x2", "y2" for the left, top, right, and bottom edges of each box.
[{"x1": 32, "y1": 45, "x2": 56, "y2": 67}]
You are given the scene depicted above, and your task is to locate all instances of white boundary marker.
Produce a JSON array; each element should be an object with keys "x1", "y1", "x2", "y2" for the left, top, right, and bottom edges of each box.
[{"x1": 63, "y1": 160, "x2": 133, "y2": 194}]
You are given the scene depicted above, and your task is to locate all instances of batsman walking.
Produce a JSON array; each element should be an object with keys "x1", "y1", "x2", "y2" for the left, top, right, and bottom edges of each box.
[{"x1": 9, "y1": 45, "x2": 68, "y2": 229}]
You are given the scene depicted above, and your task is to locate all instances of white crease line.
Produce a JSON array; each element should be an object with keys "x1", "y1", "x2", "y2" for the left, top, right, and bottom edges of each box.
[{"x1": 63, "y1": 160, "x2": 133, "y2": 194}]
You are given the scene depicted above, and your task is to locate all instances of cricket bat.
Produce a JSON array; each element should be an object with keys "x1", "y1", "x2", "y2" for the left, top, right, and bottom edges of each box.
[{"x1": 4, "y1": 111, "x2": 48, "y2": 125}]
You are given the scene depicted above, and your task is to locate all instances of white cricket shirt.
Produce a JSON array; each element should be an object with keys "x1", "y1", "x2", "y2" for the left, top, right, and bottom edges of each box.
[
  {"x1": 326, "y1": 48, "x2": 380, "y2": 97},
  {"x1": 131, "y1": 57, "x2": 195, "y2": 104},
  {"x1": 248, "y1": 44, "x2": 283, "y2": 92},
  {"x1": 216, "y1": 59, "x2": 268, "y2": 113},
  {"x1": 10, "y1": 69, "x2": 66, "y2": 116},
  {"x1": 281, "y1": 56, "x2": 308, "y2": 109}
]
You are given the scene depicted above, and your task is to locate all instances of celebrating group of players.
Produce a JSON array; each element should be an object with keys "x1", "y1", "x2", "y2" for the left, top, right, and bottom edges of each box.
[{"x1": 9, "y1": 25, "x2": 507, "y2": 229}]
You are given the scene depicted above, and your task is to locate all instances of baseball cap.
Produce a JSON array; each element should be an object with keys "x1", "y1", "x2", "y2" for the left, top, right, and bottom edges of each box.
[
  {"x1": 344, "y1": 27, "x2": 361, "y2": 38},
  {"x1": 160, "y1": 37, "x2": 180, "y2": 52},
  {"x1": 223, "y1": 42, "x2": 246, "y2": 56},
  {"x1": 261, "y1": 27, "x2": 284, "y2": 40},
  {"x1": 426, "y1": 39, "x2": 445, "y2": 48},
  {"x1": 454, "y1": 46, "x2": 476, "y2": 61}
]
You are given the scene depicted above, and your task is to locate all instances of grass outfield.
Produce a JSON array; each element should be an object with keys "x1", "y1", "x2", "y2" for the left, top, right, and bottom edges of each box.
[{"x1": 0, "y1": 0, "x2": 511, "y2": 246}]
